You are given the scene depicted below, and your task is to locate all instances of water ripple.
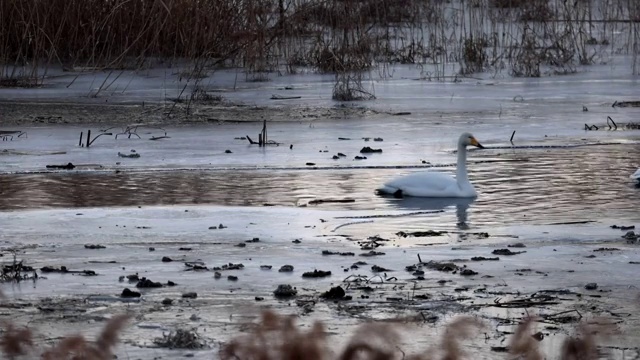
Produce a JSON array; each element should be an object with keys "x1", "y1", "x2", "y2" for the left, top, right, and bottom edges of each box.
[{"x1": 1, "y1": 143, "x2": 638, "y2": 228}]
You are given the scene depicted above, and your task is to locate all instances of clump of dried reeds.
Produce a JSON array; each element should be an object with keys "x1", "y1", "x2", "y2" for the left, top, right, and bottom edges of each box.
[
  {"x1": 0, "y1": 322, "x2": 33, "y2": 358},
  {"x1": 221, "y1": 311, "x2": 489, "y2": 360},
  {"x1": 154, "y1": 328, "x2": 207, "y2": 350},
  {"x1": 439, "y1": 317, "x2": 486, "y2": 360},
  {"x1": 2, "y1": 0, "x2": 639, "y2": 94},
  {"x1": 339, "y1": 322, "x2": 404, "y2": 360},
  {"x1": 560, "y1": 318, "x2": 618, "y2": 360},
  {"x1": 509, "y1": 316, "x2": 542, "y2": 360},
  {"x1": 0, "y1": 253, "x2": 37, "y2": 283},
  {"x1": 40, "y1": 314, "x2": 130, "y2": 360},
  {"x1": 221, "y1": 310, "x2": 328, "y2": 360}
]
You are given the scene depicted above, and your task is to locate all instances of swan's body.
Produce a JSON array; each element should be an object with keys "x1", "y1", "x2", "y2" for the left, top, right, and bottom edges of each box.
[
  {"x1": 376, "y1": 132, "x2": 484, "y2": 198},
  {"x1": 632, "y1": 168, "x2": 640, "y2": 183}
]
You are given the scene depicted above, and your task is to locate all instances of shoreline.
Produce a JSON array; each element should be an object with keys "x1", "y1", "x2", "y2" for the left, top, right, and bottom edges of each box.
[{"x1": 0, "y1": 204, "x2": 638, "y2": 359}]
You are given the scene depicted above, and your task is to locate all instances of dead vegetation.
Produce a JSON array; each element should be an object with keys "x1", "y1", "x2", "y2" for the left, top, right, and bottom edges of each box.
[
  {"x1": 153, "y1": 328, "x2": 207, "y2": 350},
  {"x1": 1, "y1": 0, "x2": 639, "y2": 98},
  {"x1": 0, "y1": 254, "x2": 37, "y2": 283},
  {"x1": 219, "y1": 310, "x2": 622, "y2": 360},
  {"x1": 0, "y1": 305, "x2": 626, "y2": 359},
  {"x1": 0, "y1": 314, "x2": 130, "y2": 359}
]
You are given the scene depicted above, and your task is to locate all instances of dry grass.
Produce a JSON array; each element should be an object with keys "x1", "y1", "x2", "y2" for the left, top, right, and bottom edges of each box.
[
  {"x1": 560, "y1": 318, "x2": 618, "y2": 360},
  {"x1": 221, "y1": 311, "x2": 487, "y2": 360},
  {"x1": 0, "y1": 314, "x2": 131, "y2": 360},
  {"x1": 1, "y1": 0, "x2": 639, "y2": 92},
  {"x1": 508, "y1": 317, "x2": 542, "y2": 360},
  {"x1": 0, "y1": 322, "x2": 33, "y2": 358},
  {"x1": 0, "y1": 306, "x2": 628, "y2": 359},
  {"x1": 219, "y1": 311, "x2": 627, "y2": 360},
  {"x1": 40, "y1": 314, "x2": 130, "y2": 360},
  {"x1": 221, "y1": 310, "x2": 328, "y2": 360}
]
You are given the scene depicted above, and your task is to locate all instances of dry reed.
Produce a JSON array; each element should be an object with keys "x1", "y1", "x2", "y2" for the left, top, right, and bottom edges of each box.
[
  {"x1": 40, "y1": 314, "x2": 130, "y2": 360},
  {"x1": 1, "y1": 0, "x2": 638, "y2": 90},
  {"x1": 0, "y1": 307, "x2": 630, "y2": 359}
]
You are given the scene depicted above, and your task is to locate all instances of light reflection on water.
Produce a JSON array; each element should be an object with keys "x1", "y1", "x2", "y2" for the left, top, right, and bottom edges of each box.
[{"x1": 1, "y1": 143, "x2": 639, "y2": 228}]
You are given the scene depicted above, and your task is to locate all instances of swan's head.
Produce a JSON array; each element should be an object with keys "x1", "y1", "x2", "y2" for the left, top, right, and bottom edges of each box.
[{"x1": 459, "y1": 132, "x2": 484, "y2": 149}]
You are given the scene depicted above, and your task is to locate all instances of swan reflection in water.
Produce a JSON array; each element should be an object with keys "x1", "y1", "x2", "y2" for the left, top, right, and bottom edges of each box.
[{"x1": 383, "y1": 196, "x2": 476, "y2": 229}]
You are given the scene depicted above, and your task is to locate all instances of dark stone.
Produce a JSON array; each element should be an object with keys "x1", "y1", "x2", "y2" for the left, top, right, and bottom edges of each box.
[
  {"x1": 255, "y1": 296, "x2": 264, "y2": 301},
  {"x1": 167, "y1": 281, "x2": 176, "y2": 286},
  {"x1": 460, "y1": 269, "x2": 478, "y2": 276},
  {"x1": 260, "y1": 265, "x2": 272, "y2": 270},
  {"x1": 492, "y1": 249, "x2": 526, "y2": 256},
  {"x1": 182, "y1": 292, "x2": 198, "y2": 299},
  {"x1": 84, "y1": 244, "x2": 106, "y2": 249},
  {"x1": 279, "y1": 265, "x2": 294, "y2": 272},
  {"x1": 214, "y1": 272, "x2": 222, "y2": 279},
  {"x1": 162, "y1": 256, "x2": 173, "y2": 262},
  {"x1": 322, "y1": 250, "x2": 355, "y2": 256},
  {"x1": 121, "y1": 288, "x2": 141, "y2": 298},
  {"x1": 593, "y1": 247, "x2": 620, "y2": 252},
  {"x1": 396, "y1": 230, "x2": 447, "y2": 237},
  {"x1": 162, "y1": 298, "x2": 173, "y2": 305},
  {"x1": 179, "y1": 247, "x2": 192, "y2": 251},
  {"x1": 360, "y1": 146, "x2": 383, "y2": 153},
  {"x1": 228, "y1": 275, "x2": 239, "y2": 281},
  {"x1": 306, "y1": 162, "x2": 316, "y2": 166},
  {"x1": 149, "y1": 247, "x2": 155, "y2": 251},
  {"x1": 273, "y1": 284, "x2": 297, "y2": 298},
  {"x1": 136, "y1": 277, "x2": 163, "y2": 288},
  {"x1": 221, "y1": 263, "x2": 244, "y2": 270},
  {"x1": 585, "y1": 283, "x2": 598, "y2": 290},
  {"x1": 471, "y1": 257, "x2": 499, "y2": 261},
  {"x1": 371, "y1": 265, "x2": 391, "y2": 272},
  {"x1": 225, "y1": 149, "x2": 232, "y2": 153},
  {"x1": 360, "y1": 251, "x2": 385, "y2": 257},
  {"x1": 425, "y1": 261, "x2": 458, "y2": 272},
  {"x1": 46, "y1": 162, "x2": 75, "y2": 170},
  {"x1": 40, "y1": 266, "x2": 68, "y2": 273},
  {"x1": 235, "y1": 243, "x2": 246, "y2": 248},
  {"x1": 507, "y1": 243, "x2": 526, "y2": 248},
  {"x1": 320, "y1": 286, "x2": 345, "y2": 300},
  {"x1": 302, "y1": 270, "x2": 331, "y2": 278}
]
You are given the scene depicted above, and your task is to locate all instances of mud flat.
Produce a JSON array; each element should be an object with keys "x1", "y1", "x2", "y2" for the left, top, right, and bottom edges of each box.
[{"x1": 0, "y1": 206, "x2": 638, "y2": 359}]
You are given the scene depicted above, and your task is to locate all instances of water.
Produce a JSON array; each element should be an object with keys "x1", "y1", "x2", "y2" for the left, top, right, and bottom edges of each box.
[
  {"x1": 1, "y1": 125, "x2": 639, "y2": 229},
  {"x1": 1, "y1": 67, "x2": 640, "y2": 359}
]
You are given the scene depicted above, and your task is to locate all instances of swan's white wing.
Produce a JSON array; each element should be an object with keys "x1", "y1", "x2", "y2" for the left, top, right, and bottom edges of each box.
[
  {"x1": 631, "y1": 168, "x2": 640, "y2": 180},
  {"x1": 379, "y1": 171, "x2": 462, "y2": 197}
]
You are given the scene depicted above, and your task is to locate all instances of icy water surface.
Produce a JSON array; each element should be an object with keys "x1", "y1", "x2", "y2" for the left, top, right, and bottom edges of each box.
[
  {"x1": 1, "y1": 118, "x2": 639, "y2": 230},
  {"x1": 1, "y1": 66, "x2": 640, "y2": 359}
]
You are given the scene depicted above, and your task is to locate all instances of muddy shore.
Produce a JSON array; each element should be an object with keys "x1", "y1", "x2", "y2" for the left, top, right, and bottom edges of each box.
[{"x1": 0, "y1": 206, "x2": 639, "y2": 359}]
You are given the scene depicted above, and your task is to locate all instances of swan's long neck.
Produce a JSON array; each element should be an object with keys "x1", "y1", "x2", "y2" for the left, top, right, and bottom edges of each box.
[{"x1": 456, "y1": 142, "x2": 470, "y2": 187}]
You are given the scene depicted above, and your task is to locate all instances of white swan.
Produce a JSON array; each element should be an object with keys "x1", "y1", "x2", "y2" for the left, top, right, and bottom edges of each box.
[
  {"x1": 376, "y1": 132, "x2": 484, "y2": 198},
  {"x1": 632, "y1": 168, "x2": 640, "y2": 183}
]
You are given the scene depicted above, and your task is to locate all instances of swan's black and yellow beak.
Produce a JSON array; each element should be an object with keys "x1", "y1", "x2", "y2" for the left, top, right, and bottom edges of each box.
[{"x1": 470, "y1": 137, "x2": 484, "y2": 149}]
